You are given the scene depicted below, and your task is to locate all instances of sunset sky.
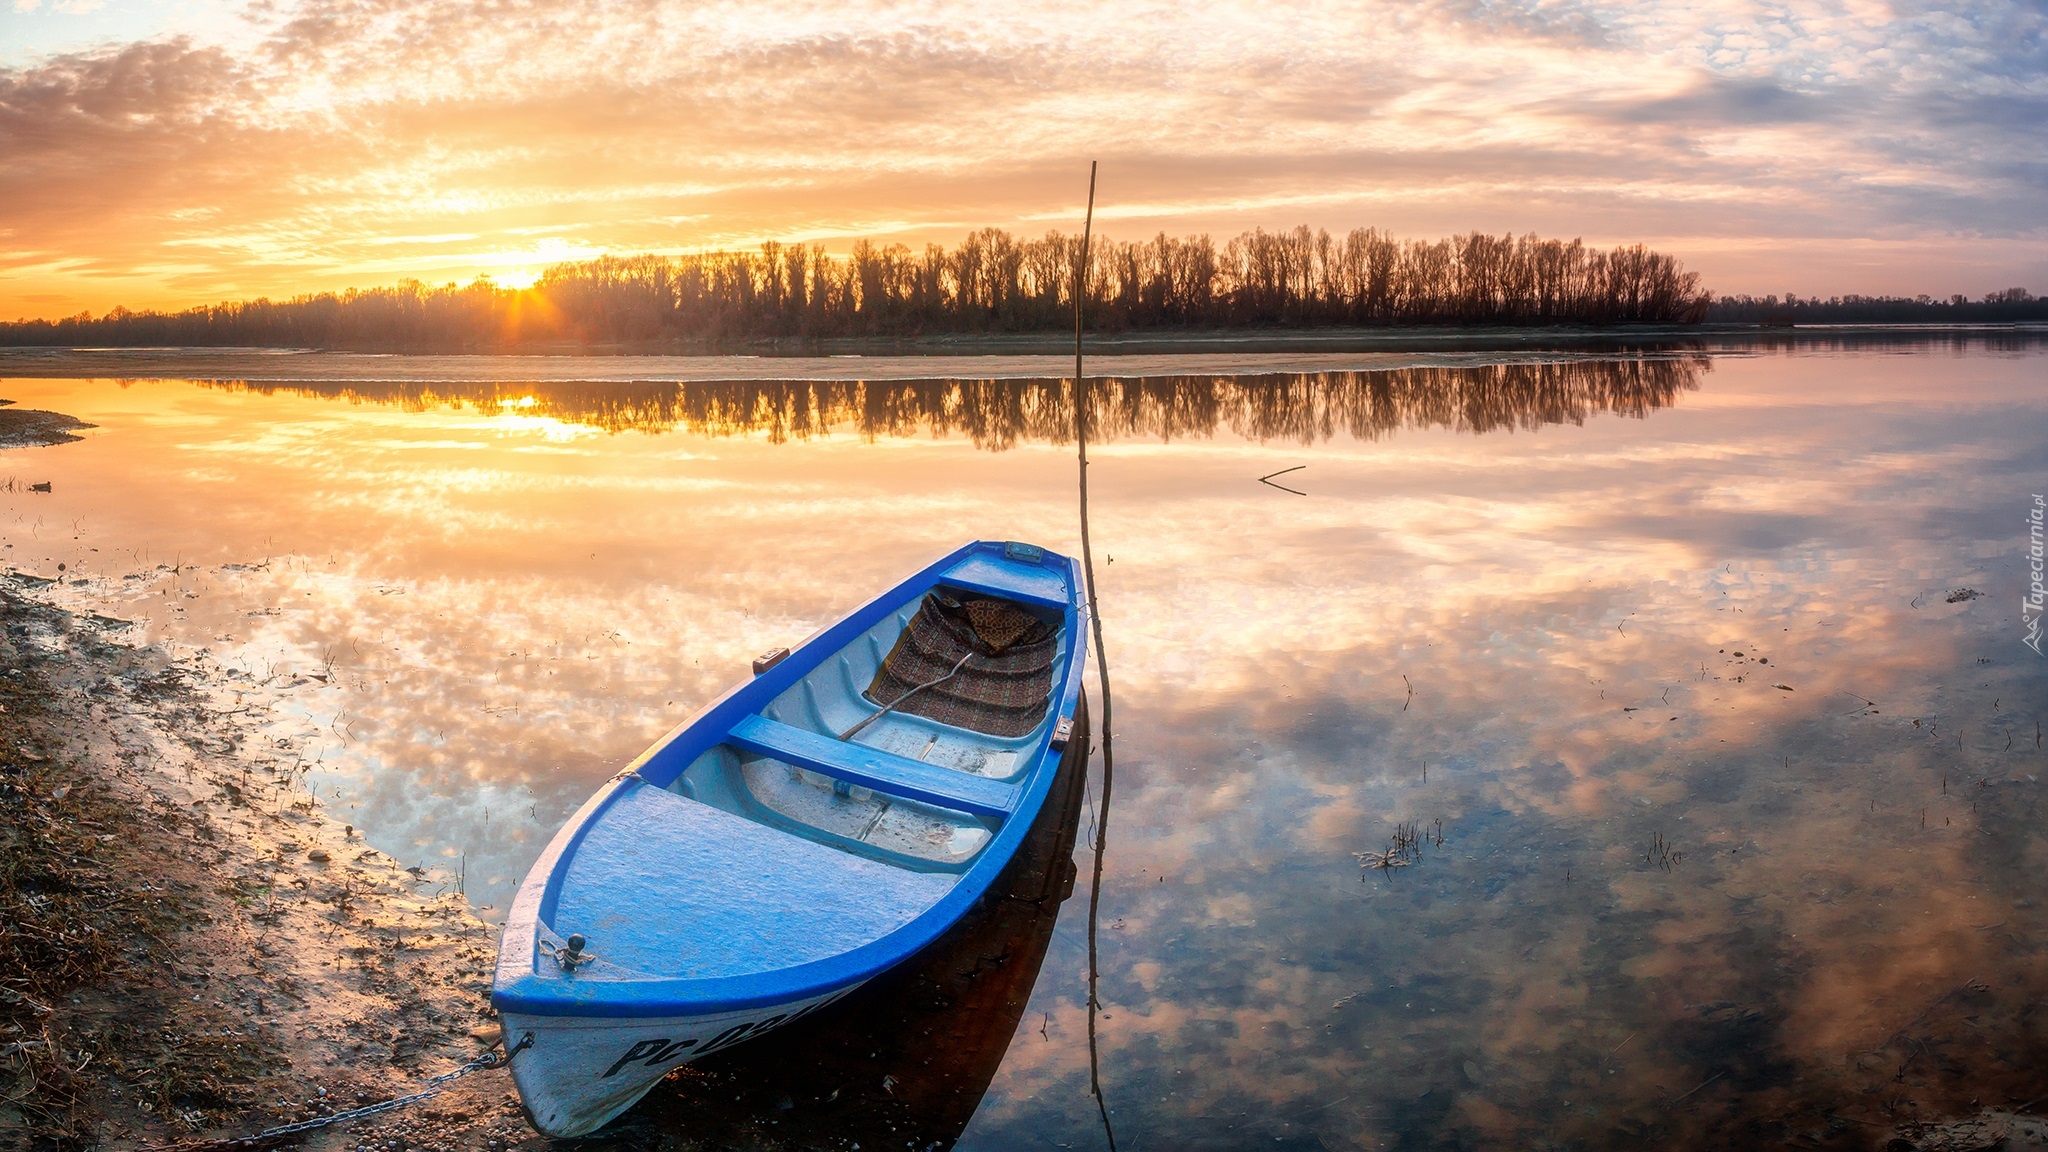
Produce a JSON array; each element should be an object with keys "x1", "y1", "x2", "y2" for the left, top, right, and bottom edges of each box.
[{"x1": 3, "y1": 0, "x2": 2044, "y2": 320}]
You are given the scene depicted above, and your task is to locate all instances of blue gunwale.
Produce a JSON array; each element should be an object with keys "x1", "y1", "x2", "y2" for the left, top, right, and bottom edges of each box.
[{"x1": 492, "y1": 540, "x2": 1088, "y2": 1019}]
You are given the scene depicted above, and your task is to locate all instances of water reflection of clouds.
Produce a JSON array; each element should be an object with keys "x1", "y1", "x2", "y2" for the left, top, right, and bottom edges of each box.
[
  {"x1": 4, "y1": 350, "x2": 2046, "y2": 1146},
  {"x1": 999, "y1": 419, "x2": 2041, "y2": 1141}
]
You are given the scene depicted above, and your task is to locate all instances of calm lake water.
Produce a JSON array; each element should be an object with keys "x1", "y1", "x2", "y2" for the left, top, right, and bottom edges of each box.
[{"x1": 3, "y1": 338, "x2": 2045, "y2": 1148}]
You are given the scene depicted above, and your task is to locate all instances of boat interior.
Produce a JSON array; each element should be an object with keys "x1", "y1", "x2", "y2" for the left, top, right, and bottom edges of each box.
[
  {"x1": 537, "y1": 547, "x2": 1074, "y2": 982},
  {"x1": 671, "y1": 581, "x2": 1069, "y2": 871}
]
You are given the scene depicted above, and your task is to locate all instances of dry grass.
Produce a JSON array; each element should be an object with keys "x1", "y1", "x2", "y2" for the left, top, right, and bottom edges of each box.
[{"x1": 0, "y1": 587, "x2": 282, "y2": 1149}]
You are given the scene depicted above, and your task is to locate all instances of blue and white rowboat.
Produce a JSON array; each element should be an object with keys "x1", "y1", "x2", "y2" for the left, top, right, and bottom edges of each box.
[{"x1": 492, "y1": 540, "x2": 1089, "y2": 1137}]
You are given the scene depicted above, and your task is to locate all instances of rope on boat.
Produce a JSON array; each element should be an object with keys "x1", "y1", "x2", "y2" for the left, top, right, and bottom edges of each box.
[
  {"x1": 140, "y1": 1032, "x2": 533, "y2": 1151},
  {"x1": 838, "y1": 649, "x2": 977, "y2": 741}
]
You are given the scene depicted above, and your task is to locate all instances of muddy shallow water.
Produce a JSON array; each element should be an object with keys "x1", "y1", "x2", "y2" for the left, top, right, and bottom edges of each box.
[{"x1": 3, "y1": 340, "x2": 2045, "y2": 1148}]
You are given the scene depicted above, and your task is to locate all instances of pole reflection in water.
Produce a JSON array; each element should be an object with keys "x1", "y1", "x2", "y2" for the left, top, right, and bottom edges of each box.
[{"x1": 625, "y1": 697, "x2": 1094, "y2": 1148}]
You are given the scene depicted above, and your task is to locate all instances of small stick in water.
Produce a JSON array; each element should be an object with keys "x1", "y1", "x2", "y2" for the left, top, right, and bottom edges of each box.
[
  {"x1": 1671, "y1": 1069, "x2": 1725, "y2": 1105},
  {"x1": 1256, "y1": 466, "x2": 1308, "y2": 496}
]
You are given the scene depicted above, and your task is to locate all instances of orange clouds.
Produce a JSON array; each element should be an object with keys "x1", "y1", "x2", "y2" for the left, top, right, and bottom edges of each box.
[{"x1": 1, "y1": 0, "x2": 2044, "y2": 318}]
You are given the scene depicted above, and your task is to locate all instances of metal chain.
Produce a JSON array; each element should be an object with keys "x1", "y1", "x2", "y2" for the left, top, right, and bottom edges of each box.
[{"x1": 150, "y1": 1033, "x2": 532, "y2": 1151}]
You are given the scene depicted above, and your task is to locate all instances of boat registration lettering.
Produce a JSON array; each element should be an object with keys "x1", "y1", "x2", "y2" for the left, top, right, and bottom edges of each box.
[
  {"x1": 599, "y1": 1000, "x2": 833, "y2": 1078},
  {"x1": 696, "y1": 1013, "x2": 786, "y2": 1058},
  {"x1": 602, "y1": 1037, "x2": 695, "y2": 1078}
]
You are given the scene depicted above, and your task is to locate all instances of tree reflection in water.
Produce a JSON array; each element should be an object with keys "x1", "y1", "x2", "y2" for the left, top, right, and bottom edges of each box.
[{"x1": 201, "y1": 356, "x2": 1706, "y2": 451}]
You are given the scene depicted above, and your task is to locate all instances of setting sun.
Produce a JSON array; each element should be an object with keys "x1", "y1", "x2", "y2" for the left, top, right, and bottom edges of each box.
[
  {"x1": 0, "y1": 3, "x2": 2044, "y2": 1146},
  {"x1": 2, "y1": 0, "x2": 2043, "y2": 321}
]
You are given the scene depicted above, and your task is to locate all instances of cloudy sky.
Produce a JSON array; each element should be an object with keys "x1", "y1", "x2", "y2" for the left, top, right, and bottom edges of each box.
[{"x1": 2, "y1": 0, "x2": 2043, "y2": 319}]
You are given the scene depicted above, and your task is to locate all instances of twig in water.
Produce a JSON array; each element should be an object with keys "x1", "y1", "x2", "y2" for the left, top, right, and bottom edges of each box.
[
  {"x1": 1646, "y1": 831, "x2": 1681, "y2": 870},
  {"x1": 1284, "y1": 1093, "x2": 1355, "y2": 1121},
  {"x1": 1671, "y1": 1070, "x2": 1724, "y2": 1105},
  {"x1": 1257, "y1": 465, "x2": 1308, "y2": 496},
  {"x1": 1355, "y1": 847, "x2": 1408, "y2": 873}
]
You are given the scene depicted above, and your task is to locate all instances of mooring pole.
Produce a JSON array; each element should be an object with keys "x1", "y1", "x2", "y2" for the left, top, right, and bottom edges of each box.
[{"x1": 1074, "y1": 161, "x2": 1118, "y2": 1152}]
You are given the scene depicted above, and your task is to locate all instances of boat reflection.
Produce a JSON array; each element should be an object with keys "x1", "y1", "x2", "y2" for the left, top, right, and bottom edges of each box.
[
  {"x1": 200, "y1": 356, "x2": 1705, "y2": 449},
  {"x1": 618, "y1": 696, "x2": 1095, "y2": 1149}
]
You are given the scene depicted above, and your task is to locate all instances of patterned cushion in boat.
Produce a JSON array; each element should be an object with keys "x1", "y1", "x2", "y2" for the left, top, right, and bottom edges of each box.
[{"x1": 864, "y1": 592, "x2": 1059, "y2": 738}]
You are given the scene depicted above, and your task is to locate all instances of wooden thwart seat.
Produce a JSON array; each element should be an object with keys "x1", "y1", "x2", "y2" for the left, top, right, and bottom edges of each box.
[{"x1": 726, "y1": 714, "x2": 1017, "y2": 819}]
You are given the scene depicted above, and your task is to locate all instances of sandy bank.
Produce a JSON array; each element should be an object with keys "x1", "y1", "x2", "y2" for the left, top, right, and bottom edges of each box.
[
  {"x1": 0, "y1": 570, "x2": 1103, "y2": 1152},
  {"x1": 0, "y1": 405, "x2": 92, "y2": 450},
  {"x1": 0, "y1": 577, "x2": 556, "y2": 1152}
]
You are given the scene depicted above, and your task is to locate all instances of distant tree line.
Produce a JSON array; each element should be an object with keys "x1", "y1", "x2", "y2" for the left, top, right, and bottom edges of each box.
[
  {"x1": 1, "y1": 227, "x2": 1716, "y2": 351},
  {"x1": 205, "y1": 357, "x2": 1704, "y2": 448},
  {"x1": 1706, "y1": 288, "x2": 2047, "y2": 325}
]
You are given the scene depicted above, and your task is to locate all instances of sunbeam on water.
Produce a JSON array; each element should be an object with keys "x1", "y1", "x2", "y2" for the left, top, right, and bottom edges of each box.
[{"x1": 2, "y1": 338, "x2": 2044, "y2": 1148}]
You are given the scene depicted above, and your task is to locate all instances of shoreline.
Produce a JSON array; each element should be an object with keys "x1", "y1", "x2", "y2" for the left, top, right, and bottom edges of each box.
[
  {"x1": 0, "y1": 576, "x2": 548, "y2": 1151},
  {"x1": 0, "y1": 323, "x2": 2042, "y2": 388},
  {"x1": 0, "y1": 405, "x2": 93, "y2": 449},
  {"x1": 0, "y1": 565, "x2": 1104, "y2": 1152}
]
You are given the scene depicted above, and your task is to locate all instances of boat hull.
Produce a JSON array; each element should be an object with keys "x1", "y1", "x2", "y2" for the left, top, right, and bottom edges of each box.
[
  {"x1": 502, "y1": 984, "x2": 859, "y2": 1137},
  {"x1": 491, "y1": 541, "x2": 1089, "y2": 1139},
  {"x1": 629, "y1": 692, "x2": 1093, "y2": 1145}
]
